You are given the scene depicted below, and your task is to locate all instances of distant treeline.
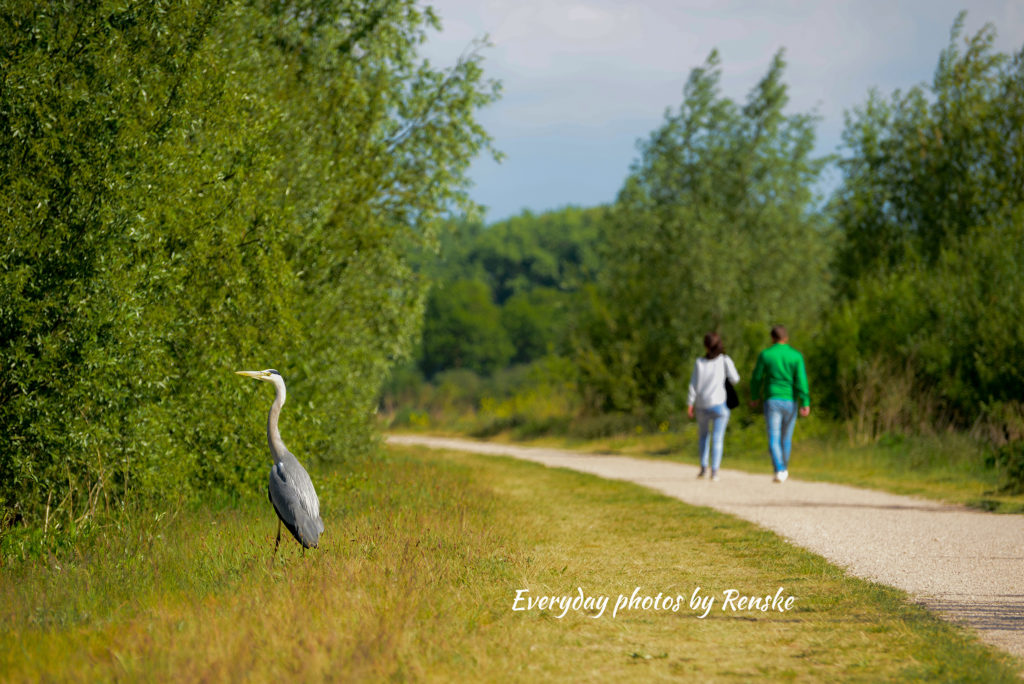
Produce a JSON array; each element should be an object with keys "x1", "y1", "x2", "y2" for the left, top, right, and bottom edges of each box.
[
  {"x1": 0, "y1": 1, "x2": 498, "y2": 524},
  {"x1": 415, "y1": 207, "x2": 603, "y2": 376},
  {"x1": 400, "y1": 14, "x2": 1024, "y2": 473}
]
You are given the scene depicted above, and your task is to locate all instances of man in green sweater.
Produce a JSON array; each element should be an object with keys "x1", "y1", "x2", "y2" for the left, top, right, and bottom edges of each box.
[{"x1": 749, "y1": 325, "x2": 810, "y2": 482}]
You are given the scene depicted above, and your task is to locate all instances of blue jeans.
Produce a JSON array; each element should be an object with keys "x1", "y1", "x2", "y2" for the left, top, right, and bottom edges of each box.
[
  {"x1": 696, "y1": 403, "x2": 730, "y2": 472},
  {"x1": 765, "y1": 399, "x2": 798, "y2": 473}
]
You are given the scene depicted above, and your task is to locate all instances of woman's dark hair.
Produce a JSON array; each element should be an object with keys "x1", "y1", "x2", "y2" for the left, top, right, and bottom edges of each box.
[{"x1": 704, "y1": 332, "x2": 724, "y2": 359}]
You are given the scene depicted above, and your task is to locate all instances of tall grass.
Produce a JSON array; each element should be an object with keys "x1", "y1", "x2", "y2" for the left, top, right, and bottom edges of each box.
[
  {"x1": 2, "y1": 445, "x2": 1021, "y2": 679},
  {"x1": 0, "y1": 454, "x2": 516, "y2": 680}
]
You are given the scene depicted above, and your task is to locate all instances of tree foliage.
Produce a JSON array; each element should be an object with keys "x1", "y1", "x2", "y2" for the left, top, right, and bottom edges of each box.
[
  {"x1": 576, "y1": 49, "x2": 832, "y2": 413},
  {"x1": 420, "y1": 279, "x2": 512, "y2": 377},
  {"x1": 818, "y1": 14, "x2": 1024, "y2": 440},
  {"x1": 427, "y1": 207, "x2": 603, "y2": 303},
  {"x1": 832, "y1": 13, "x2": 1024, "y2": 291},
  {"x1": 415, "y1": 206, "x2": 603, "y2": 378},
  {"x1": 0, "y1": 0, "x2": 498, "y2": 521}
]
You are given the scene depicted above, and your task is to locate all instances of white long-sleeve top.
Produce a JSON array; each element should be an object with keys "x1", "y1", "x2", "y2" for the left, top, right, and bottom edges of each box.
[{"x1": 687, "y1": 354, "x2": 740, "y2": 408}]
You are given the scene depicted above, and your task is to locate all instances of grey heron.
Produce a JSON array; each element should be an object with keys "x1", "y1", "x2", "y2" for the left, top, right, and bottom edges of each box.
[{"x1": 235, "y1": 369, "x2": 324, "y2": 556}]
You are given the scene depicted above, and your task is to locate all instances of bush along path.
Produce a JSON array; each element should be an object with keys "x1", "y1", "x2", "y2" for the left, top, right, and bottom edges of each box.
[{"x1": 388, "y1": 434, "x2": 1024, "y2": 661}]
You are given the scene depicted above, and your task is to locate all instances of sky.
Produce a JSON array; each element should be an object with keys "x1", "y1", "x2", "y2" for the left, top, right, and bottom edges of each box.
[{"x1": 420, "y1": 0, "x2": 1024, "y2": 223}]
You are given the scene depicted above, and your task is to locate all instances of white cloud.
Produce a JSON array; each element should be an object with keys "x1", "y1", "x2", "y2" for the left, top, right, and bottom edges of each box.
[{"x1": 420, "y1": 0, "x2": 1024, "y2": 219}]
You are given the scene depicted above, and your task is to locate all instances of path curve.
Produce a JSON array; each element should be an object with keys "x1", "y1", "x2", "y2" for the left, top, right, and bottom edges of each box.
[{"x1": 387, "y1": 434, "x2": 1024, "y2": 661}]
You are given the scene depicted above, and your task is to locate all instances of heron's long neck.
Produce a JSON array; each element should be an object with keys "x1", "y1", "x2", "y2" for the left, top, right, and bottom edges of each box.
[{"x1": 267, "y1": 382, "x2": 287, "y2": 460}]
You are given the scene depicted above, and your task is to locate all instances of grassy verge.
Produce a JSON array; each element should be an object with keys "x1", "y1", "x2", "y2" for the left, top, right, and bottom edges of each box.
[
  {"x1": 461, "y1": 412, "x2": 1024, "y2": 514},
  {"x1": 2, "y1": 445, "x2": 1020, "y2": 680}
]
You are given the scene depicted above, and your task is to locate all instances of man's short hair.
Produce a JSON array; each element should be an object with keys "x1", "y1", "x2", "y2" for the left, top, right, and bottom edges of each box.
[{"x1": 770, "y1": 325, "x2": 788, "y2": 342}]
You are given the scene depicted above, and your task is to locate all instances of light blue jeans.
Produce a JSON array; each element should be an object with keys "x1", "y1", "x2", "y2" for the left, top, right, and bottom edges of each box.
[
  {"x1": 696, "y1": 403, "x2": 730, "y2": 472},
  {"x1": 765, "y1": 399, "x2": 798, "y2": 473}
]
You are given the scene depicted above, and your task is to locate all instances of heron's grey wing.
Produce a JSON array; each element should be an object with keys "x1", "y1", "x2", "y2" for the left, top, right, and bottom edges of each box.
[{"x1": 268, "y1": 459, "x2": 324, "y2": 548}]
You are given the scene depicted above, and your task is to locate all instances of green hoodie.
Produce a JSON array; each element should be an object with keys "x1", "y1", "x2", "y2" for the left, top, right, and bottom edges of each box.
[{"x1": 750, "y1": 343, "x2": 810, "y2": 407}]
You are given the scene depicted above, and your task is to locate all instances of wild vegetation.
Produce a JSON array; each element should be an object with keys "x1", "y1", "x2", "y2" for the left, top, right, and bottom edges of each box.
[
  {"x1": 0, "y1": 0, "x2": 497, "y2": 526},
  {"x1": 386, "y1": 14, "x2": 1024, "y2": 495},
  {"x1": 3, "y1": 446, "x2": 1020, "y2": 680}
]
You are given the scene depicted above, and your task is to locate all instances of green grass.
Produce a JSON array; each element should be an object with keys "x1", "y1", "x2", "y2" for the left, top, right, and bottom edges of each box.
[
  {"x1": 478, "y1": 411, "x2": 1024, "y2": 514},
  {"x1": 1, "y1": 445, "x2": 1021, "y2": 680}
]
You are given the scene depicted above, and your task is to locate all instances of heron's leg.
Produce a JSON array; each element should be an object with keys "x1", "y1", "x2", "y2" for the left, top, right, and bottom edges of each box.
[{"x1": 272, "y1": 519, "x2": 282, "y2": 560}]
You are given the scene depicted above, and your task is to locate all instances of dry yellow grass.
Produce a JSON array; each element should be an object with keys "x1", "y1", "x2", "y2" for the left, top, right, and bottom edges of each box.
[{"x1": 1, "y1": 445, "x2": 1020, "y2": 681}]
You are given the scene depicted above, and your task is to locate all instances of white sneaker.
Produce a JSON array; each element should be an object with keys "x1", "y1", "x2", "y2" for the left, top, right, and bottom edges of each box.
[
  {"x1": 711, "y1": 472, "x2": 720, "y2": 482},
  {"x1": 773, "y1": 470, "x2": 789, "y2": 483}
]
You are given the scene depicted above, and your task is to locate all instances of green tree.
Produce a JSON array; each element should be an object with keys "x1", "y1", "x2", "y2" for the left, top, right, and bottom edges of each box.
[
  {"x1": 501, "y1": 287, "x2": 571, "y2": 363},
  {"x1": 577, "y1": 49, "x2": 832, "y2": 412},
  {"x1": 420, "y1": 279, "x2": 513, "y2": 377},
  {"x1": 0, "y1": 0, "x2": 498, "y2": 522},
  {"x1": 832, "y1": 13, "x2": 1024, "y2": 292},
  {"x1": 464, "y1": 207, "x2": 603, "y2": 303},
  {"x1": 412, "y1": 206, "x2": 604, "y2": 377},
  {"x1": 260, "y1": 1, "x2": 500, "y2": 461},
  {"x1": 425, "y1": 206, "x2": 603, "y2": 303},
  {"x1": 818, "y1": 14, "x2": 1024, "y2": 441}
]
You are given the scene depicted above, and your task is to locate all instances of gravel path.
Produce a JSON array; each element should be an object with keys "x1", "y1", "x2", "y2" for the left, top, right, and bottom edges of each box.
[{"x1": 387, "y1": 434, "x2": 1024, "y2": 661}]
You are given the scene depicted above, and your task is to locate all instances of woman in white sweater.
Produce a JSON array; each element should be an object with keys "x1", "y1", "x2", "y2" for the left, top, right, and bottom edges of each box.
[{"x1": 687, "y1": 332, "x2": 740, "y2": 480}]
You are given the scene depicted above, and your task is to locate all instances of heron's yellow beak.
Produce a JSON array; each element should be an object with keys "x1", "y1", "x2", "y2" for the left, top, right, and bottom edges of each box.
[{"x1": 235, "y1": 370, "x2": 265, "y2": 379}]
